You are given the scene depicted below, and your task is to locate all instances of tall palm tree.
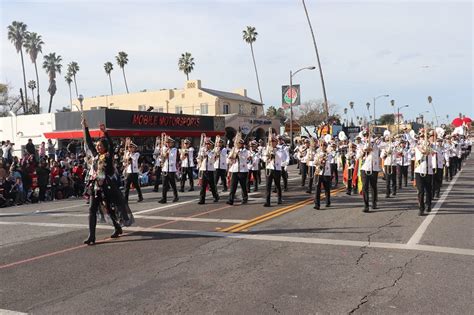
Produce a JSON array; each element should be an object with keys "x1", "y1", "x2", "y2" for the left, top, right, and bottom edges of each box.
[
  {"x1": 42, "y1": 53, "x2": 62, "y2": 113},
  {"x1": 28, "y1": 80, "x2": 36, "y2": 112},
  {"x1": 178, "y1": 52, "x2": 195, "y2": 80},
  {"x1": 115, "y1": 51, "x2": 129, "y2": 93},
  {"x1": 7, "y1": 21, "x2": 29, "y2": 112},
  {"x1": 242, "y1": 26, "x2": 263, "y2": 104},
  {"x1": 64, "y1": 74, "x2": 73, "y2": 109},
  {"x1": 104, "y1": 61, "x2": 114, "y2": 95},
  {"x1": 24, "y1": 31, "x2": 44, "y2": 112},
  {"x1": 67, "y1": 61, "x2": 80, "y2": 97}
]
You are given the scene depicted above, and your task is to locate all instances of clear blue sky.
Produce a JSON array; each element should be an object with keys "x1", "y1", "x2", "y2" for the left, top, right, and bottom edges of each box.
[{"x1": 1, "y1": 0, "x2": 472, "y2": 124}]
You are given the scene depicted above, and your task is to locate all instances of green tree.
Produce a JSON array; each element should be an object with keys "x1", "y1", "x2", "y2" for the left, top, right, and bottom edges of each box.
[
  {"x1": 295, "y1": 99, "x2": 336, "y2": 126},
  {"x1": 64, "y1": 74, "x2": 73, "y2": 109},
  {"x1": 178, "y1": 52, "x2": 195, "y2": 80},
  {"x1": 67, "y1": 61, "x2": 80, "y2": 97},
  {"x1": 266, "y1": 106, "x2": 277, "y2": 117},
  {"x1": 104, "y1": 61, "x2": 114, "y2": 95},
  {"x1": 379, "y1": 113, "x2": 395, "y2": 125},
  {"x1": 116, "y1": 51, "x2": 129, "y2": 93},
  {"x1": 242, "y1": 26, "x2": 263, "y2": 104},
  {"x1": 42, "y1": 53, "x2": 62, "y2": 113},
  {"x1": 24, "y1": 31, "x2": 44, "y2": 112},
  {"x1": 7, "y1": 21, "x2": 29, "y2": 112}
]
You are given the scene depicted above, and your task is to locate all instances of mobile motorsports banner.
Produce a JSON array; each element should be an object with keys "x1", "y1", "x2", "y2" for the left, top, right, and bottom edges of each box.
[{"x1": 281, "y1": 84, "x2": 301, "y2": 109}]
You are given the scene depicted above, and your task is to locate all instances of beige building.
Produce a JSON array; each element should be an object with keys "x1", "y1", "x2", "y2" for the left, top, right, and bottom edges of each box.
[{"x1": 73, "y1": 80, "x2": 279, "y2": 140}]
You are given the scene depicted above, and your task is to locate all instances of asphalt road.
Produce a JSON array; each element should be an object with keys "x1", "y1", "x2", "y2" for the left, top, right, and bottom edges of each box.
[{"x1": 0, "y1": 158, "x2": 472, "y2": 314}]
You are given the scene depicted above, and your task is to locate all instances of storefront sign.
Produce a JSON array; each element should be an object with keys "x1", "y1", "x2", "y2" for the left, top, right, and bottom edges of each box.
[{"x1": 131, "y1": 114, "x2": 201, "y2": 128}]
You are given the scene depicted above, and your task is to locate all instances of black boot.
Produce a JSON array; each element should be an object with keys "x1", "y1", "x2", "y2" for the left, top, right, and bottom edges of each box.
[{"x1": 110, "y1": 226, "x2": 123, "y2": 238}]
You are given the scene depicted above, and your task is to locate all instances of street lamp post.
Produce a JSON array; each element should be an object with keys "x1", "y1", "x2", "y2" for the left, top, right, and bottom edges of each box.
[
  {"x1": 373, "y1": 94, "x2": 389, "y2": 125},
  {"x1": 289, "y1": 66, "x2": 316, "y2": 148},
  {"x1": 397, "y1": 104, "x2": 409, "y2": 134},
  {"x1": 78, "y1": 94, "x2": 84, "y2": 111}
]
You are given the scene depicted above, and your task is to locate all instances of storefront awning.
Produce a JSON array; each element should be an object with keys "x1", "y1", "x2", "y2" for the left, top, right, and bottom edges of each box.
[{"x1": 44, "y1": 129, "x2": 223, "y2": 139}]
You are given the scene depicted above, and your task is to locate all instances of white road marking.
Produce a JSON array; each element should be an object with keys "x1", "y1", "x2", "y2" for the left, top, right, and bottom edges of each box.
[
  {"x1": 0, "y1": 309, "x2": 28, "y2": 315},
  {"x1": 1, "y1": 221, "x2": 472, "y2": 257},
  {"x1": 407, "y1": 168, "x2": 462, "y2": 246}
]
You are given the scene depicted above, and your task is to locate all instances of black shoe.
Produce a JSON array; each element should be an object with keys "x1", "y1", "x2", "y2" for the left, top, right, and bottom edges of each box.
[
  {"x1": 436, "y1": 193, "x2": 440, "y2": 198},
  {"x1": 213, "y1": 195, "x2": 220, "y2": 202},
  {"x1": 284, "y1": 188, "x2": 288, "y2": 192},
  {"x1": 392, "y1": 192, "x2": 396, "y2": 196},
  {"x1": 188, "y1": 188, "x2": 194, "y2": 192},
  {"x1": 152, "y1": 189, "x2": 158, "y2": 192},
  {"x1": 385, "y1": 195, "x2": 390, "y2": 198},
  {"x1": 363, "y1": 207, "x2": 369, "y2": 213},
  {"x1": 346, "y1": 192, "x2": 351, "y2": 195},
  {"x1": 110, "y1": 227, "x2": 123, "y2": 238},
  {"x1": 272, "y1": 189, "x2": 277, "y2": 193},
  {"x1": 179, "y1": 188, "x2": 184, "y2": 193},
  {"x1": 137, "y1": 197, "x2": 144, "y2": 202},
  {"x1": 372, "y1": 204, "x2": 378, "y2": 210},
  {"x1": 325, "y1": 203, "x2": 331, "y2": 208},
  {"x1": 223, "y1": 188, "x2": 228, "y2": 192},
  {"x1": 173, "y1": 197, "x2": 179, "y2": 202},
  {"x1": 242, "y1": 199, "x2": 248, "y2": 205},
  {"x1": 198, "y1": 200, "x2": 205, "y2": 205},
  {"x1": 426, "y1": 206, "x2": 431, "y2": 213},
  {"x1": 226, "y1": 200, "x2": 233, "y2": 205},
  {"x1": 83, "y1": 237, "x2": 96, "y2": 245},
  {"x1": 277, "y1": 199, "x2": 282, "y2": 204},
  {"x1": 158, "y1": 199, "x2": 167, "y2": 204},
  {"x1": 313, "y1": 205, "x2": 320, "y2": 210},
  {"x1": 263, "y1": 203, "x2": 271, "y2": 207},
  {"x1": 306, "y1": 190, "x2": 311, "y2": 194}
]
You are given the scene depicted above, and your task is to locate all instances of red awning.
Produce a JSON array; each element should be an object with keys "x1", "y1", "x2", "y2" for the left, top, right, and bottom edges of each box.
[{"x1": 44, "y1": 129, "x2": 224, "y2": 139}]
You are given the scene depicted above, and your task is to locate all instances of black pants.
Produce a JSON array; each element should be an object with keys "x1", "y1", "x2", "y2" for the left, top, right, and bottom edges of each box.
[
  {"x1": 362, "y1": 171, "x2": 378, "y2": 207},
  {"x1": 346, "y1": 168, "x2": 354, "y2": 194},
  {"x1": 410, "y1": 160, "x2": 415, "y2": 180},
  {"x1": 457, "y1": 156, "x2": 462, "y2": 171},
  {"x1": 300, "y1": 163, "x2": 308, "y2": 186},
  {"x1": 38, "y1": 184, "x2": 47, "y2": 201},
  {"x1": 449, "y1": 157, "x2": 456, "y2": 179},
  {"x1": 162, "y1": 172, "x2": 178, "y2": 200},
  {"x1": 432, "y1": 168, "x2": 443, "y2": 197},
  {"x1": 330, "y1": 163, "x2": 338, "y2": 186},
  {"x1": 87, "y1": 188, "x2": 122, "y2": 241},
  {"x1": 281, "y1": 167, "x2": 288, "y2": 190},
  {"x1": 265, "y1": 170, "x2": 282, "y2": 205},
  {"x1": 153, "y1": 166, "x2": 162, "y2": 191},
  {"x1": 228, "y1": 172, "x2": 248, "y2": 203},
  {"x1": 199, "y1": 171, "x2": 218, "y2": 202},
  {"x1": 307, "y1": 166, "x2": 316, "y2": 192},
  {"x1": 247, "y1": 170, "x2": 259, "y2": 192},
  {"x1": 214, "y1": 169, "x2": 228, "y2": 190},
  {"x1": 125, "y1": 173, "x2": 142, "y2": 201},
  {"x1": 415, "y1": 173, "x2": 432, "y2": 210},
  {"x1": 314, "y1": 175, "x2": 331, "y2": 207},
  {"x1": 384, "y1": 165, "x2": 397, "y2": 196},
  {"x1": 398, "y1": 165, "x2": 408, "y2": 188},
  {"x1": 180, "y1": 167, "x2": 194, "y2": 190}
]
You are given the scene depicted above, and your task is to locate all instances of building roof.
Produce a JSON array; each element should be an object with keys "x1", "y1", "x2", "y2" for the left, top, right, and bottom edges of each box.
[{"x1": 201, "y1": 88, "x2": 263, "y2": 105}]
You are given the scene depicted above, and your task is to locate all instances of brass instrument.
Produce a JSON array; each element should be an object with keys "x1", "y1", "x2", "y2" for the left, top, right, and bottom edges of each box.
[
  {"x1": 161, "y1": 133, "x2": 168, "y2": 176},
  {"x1": 307, "y1": 137, "x2": 317, "y2": 179},
  {"x1": 179, "y1": 139, "x2": 188, "y2": 161},
  {"x1": 365, "y1": 126, "x2": 373, "y2": 176},
  {"x1": 419, "y1": 126, "x2": 431, "y2": 178},
  {"x1": 198, "y1": 133, "x2": 206, "y2": 180},
  {"x1": 313, "y1": 148, "x2": 328, "y2": 180},
  {"x1": 227, "y1": 132, "x2": 242, "y2": 180},
  {"x1": 214, "y1": 135, "x2": 221, "y2": 155},
  {"x1": 266, "y1": 127, "x2": 273, "y2": 176},
  {"x1": 386, "y1": 136, "x2": 393, "y2": 175},
  {"x1": 122, "y1": 137, "x2": 131, "y2": 175}
]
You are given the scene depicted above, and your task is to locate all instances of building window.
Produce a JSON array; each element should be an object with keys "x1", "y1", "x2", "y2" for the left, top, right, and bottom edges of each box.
[
  {"x1": 223, "y1": 103, "x2": 230, "y2": 114},
  {"x1": 138, "y1": 105, "x2": 147, "y2": 111},
  {"x1": 175, "y1": 106, "x2": 183, "y2": 114},
  {"x1": 251, "y1": 106, "x2": 257, "y2": 115},
  {"x1": 239, "y1": 104, "x2": 244, "y2": 115},
  {"x1": 200, "y1": 103, "x2": 208, "y2": 115}
]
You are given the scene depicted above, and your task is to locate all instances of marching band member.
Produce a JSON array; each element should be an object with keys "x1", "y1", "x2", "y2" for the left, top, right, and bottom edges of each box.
[
  {"x1": 396, "y1": 140, "x2": 410, "y2": 189},
  {"x1": 152, "y1": 137, "x2": 162, "y2": 192},
  {"x1": 328, "y1": 141, "x2": 339, "y2": 187},
  {"x1": 213, "y1": 138, "x2": 228, "y2": 192},
  {"x1": 409, "y1": 135, "x2": 417, "y2": 181},
  {"x1": 179, "y1": 139, "x2": 195, "y2": 192},
  {"x1": 356, "y1": 132, "x2": 381, "y2": 212},
  {"x1": 313, "y1": 141, "x2": 332, "y2": 210},
  {"x1": 226, "y1": 138, "x2": 249, "y2": 205},
  {"x1": 277, "y1": 135, "x2": 290, "y2": 192},
  {"x1": 414, "y1": 129, "x2": 434, "y2": 215},
  {"x1": 159, "y1": 137, "x2": 179, "y2": 204},
  {"x1": 432, "y1": 137, "x2": 445, "y2": 199},
  {"x1": 345, "y1": 143, "x2": 357, "y2": 195},
  {"x1": 299, "y1": 139, "x2": 310, "y2": 187},
  {"x1": 305, "y1": 138, "x2": 318, "y2": 194},
  {"x1": 247, "y1": 141, "x2": 261, "y2": 192},
  {"x1": 380, "y1": 135, "x2": 397, "y2": 198},
  {"x1": 257, "y1": 139, "x2": 265, "y2": 184},
  {"x1": 447, "y1": 136, "x2": 457, "y2": 180},
  {"x1": 197, "y1": 138, "x2": 219, "y2": 204},
  {"x1": 263, "y1": 136, "x2": 287, "y2": 207},
  {"x1": 443, "y1": 136, "x2": 452, "y2": 182},
  {"x1": 124, "y1": 140, "x2": 144, "y2": 203}
]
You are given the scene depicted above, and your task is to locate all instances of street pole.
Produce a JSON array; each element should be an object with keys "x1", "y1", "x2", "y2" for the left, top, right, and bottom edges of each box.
[{"x1": 289, "y1": 70, "x2": 293, "y2": 148}]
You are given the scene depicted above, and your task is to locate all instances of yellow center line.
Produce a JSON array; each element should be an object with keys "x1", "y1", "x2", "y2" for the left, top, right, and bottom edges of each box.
[{"x1": 223, "y1": 186, "x2": 346, "y2": 233}]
